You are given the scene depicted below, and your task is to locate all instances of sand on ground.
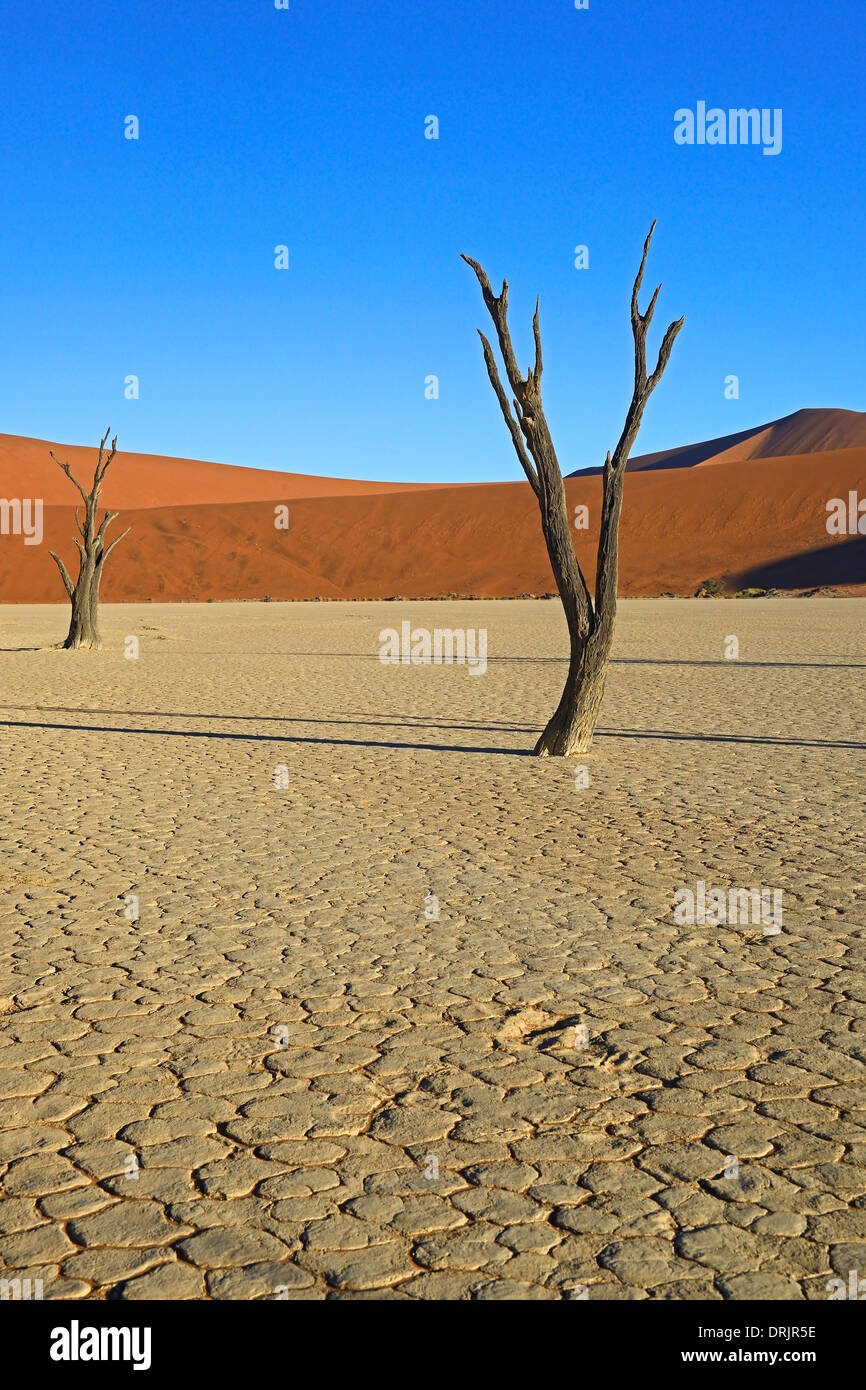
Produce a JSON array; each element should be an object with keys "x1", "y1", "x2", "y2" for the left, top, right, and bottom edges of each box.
[{"x1": 0, "y1": 598, "x2": 864, "y2": 1300}]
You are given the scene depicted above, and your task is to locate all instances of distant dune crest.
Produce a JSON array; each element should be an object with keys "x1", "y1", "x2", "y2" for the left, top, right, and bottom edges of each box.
[
  {"x1": 568, "y1": 407, "x2": 866, "y2": 476},
  {"x1": 0, "y1": 432, "x2": 445, "y2": 510}
]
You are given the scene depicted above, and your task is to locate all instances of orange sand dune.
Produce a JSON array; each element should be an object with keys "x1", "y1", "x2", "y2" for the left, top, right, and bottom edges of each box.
[
  {"x1": 0, "y1": 432, "x2": 447, "y2": 509},
  {"x1": 2, "y1": 445, "x2": 863, "y2": 602},
  {"x1": 571, "y1": 407, "x2": 866, "y2": 475}
]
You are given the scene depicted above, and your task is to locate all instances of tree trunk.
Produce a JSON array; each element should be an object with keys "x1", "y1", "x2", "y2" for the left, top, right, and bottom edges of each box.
[
  {"x1": 63, "y1": 565, "x2": 101, "y2": 649},
  {"x1": 535, "y1": 624, "x2": 614, "y2": 756}
]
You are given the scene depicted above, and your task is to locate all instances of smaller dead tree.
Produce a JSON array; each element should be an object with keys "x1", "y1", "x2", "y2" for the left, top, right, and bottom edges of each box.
[
  {"x1": 463, "y1": 222, "x2": 683, "y2": 755},
  {"x1": 48, "y1": 429, "x2": 129, "y2": 650}
]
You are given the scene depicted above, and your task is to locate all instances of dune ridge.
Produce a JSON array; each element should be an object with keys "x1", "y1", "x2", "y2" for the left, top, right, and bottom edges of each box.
[
  {"x1": 0, "y1": 432, "x2": 449, "y2": 509},
  {"x1": 568, "y1": 407, "x2": 866, "y2": 475}
]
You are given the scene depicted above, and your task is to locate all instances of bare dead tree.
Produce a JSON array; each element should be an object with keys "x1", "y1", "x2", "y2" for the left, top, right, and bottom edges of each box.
[
  {"x1": 463, "y1": 222, "x2": 683, "y2": 755},
  {"x1": 48, "y1": 429, "x2": 129, "y2": 650}
]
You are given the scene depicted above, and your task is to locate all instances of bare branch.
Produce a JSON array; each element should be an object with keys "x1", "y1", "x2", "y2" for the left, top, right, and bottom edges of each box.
[
  {"x1": 597, "y1": 224, "x2": 683, "y2": 624},
  {"x1": 93, "y1": 427, "x2": 118, "y2": 488},
  {"x1": 531, "y1": 298, "x2": 543, "y2": 387},
  {"x1": 461, "y1": 254, "x2": 526, "y2": 399},
  {"x1": 629, "y1": 220, "x2": 659, "y2": 396},
  {"x1": 611, "y1": 224, "x2": 685, "y2": 474},
  {"x1": 647, "y1": 315, "x2": 685, "y2": 395},
  {"x1": 95, "y1": 426, "x2": 109, "y2": 476},
  {"x1": 48, "y1": 551, "x2": 75, "y2": 599},
  {"x1": 49, "y1": 451, "x2": 90, "y2": 507},
  {"x1": 96, "y1": 509, "x2": 120, "y2": 548},
  {"x1": 630, "y1": 220, "x2": 656, "y2": 330},
  {"x1": 476, "y1": 331, "x2": 540, "y2": 498},
  {"x1": 100, "y1": 527, "x2": 130, "y2": 564},
  {"x1": 643, "y1": 282, "x2": 662, "y2": 331},
  {"x1": 463, "y1": 251, "x2": 594, "y2": 648}
]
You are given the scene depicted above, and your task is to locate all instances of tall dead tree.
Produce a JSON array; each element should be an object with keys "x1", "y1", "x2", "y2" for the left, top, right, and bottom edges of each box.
[
  {"x1": 463, "y1": 222, "x2": 683, "y2": 755},
  {"x1": 48, "y1": 428, "x2": 129, "y2": 650}
]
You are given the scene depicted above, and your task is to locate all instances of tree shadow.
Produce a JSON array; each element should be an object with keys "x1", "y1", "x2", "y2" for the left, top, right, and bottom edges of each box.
[
  {"x1": 594, "y1": 726, "x2": 865, "y2": 750},
  {"x1": 1, "y1": 649, "x2": 863, "y2": 669},
  {"x1": 614, "y1": 657, "x2": 865, "y2": 669},
  {"x1": 0, "y1": 715, "x2": 528, "y2": 757},
  {"x1": 36, "y1": 652, "x2": 851, "y2": 669},
  {"x1": 0, "y1": 706, "x2": 538, "y2": 734},
  {"x1": 0, "y1": 714, "x2": 861, "y2": 754}
]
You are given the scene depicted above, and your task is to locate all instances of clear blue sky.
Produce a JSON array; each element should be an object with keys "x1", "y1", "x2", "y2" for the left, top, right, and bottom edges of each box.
[{"x1": 0, "y1": 0, "x2": 862, "y2": 482}]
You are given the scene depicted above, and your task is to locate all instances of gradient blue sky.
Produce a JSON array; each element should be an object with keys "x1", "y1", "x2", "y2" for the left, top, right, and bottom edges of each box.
[{"x1": 0, "y1": 0, "x2": 862, "y2": 482}]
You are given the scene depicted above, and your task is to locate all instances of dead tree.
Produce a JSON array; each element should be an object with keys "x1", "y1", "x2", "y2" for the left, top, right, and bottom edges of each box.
[
  {"x1": 463, "y1": 222, "x2": 683, "y2": 755},
  {"x1": 48, "y1": 429, "x2": 129, "y2": 650}
]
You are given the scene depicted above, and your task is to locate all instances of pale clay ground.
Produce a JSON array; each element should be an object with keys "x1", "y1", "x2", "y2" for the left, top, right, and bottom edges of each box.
[{"x1": 0, "y1": 598, "x2": 864, "y2": 1302}]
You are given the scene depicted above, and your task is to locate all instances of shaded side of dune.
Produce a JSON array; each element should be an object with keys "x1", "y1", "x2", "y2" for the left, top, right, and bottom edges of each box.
[{"x1": 732, "y1": 535, "x2": 866, "y2": 590}]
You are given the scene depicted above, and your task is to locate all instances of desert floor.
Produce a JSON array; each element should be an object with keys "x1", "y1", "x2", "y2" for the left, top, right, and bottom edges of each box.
[{"x1": 1, "y1": 597, "x2": 864, "y2": 1301}]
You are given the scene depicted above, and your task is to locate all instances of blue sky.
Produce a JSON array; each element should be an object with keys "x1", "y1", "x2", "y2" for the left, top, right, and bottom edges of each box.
[{"x1": 0, "y1": 0, "x2": 862, "y2": 482}]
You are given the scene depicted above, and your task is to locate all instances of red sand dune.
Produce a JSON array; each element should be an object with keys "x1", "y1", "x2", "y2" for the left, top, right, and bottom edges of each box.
[
  {"x1": 570, "y1": 407, "x2": 866, "y2": 475},
  {"x1": 0, "y1": 415, "x2": 864, "y2": 602}
]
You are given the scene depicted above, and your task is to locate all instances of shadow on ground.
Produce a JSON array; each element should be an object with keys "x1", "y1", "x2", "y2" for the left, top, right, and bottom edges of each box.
[{"x1": 0, "y1": 713, "x2": 862, "y2": 754}]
